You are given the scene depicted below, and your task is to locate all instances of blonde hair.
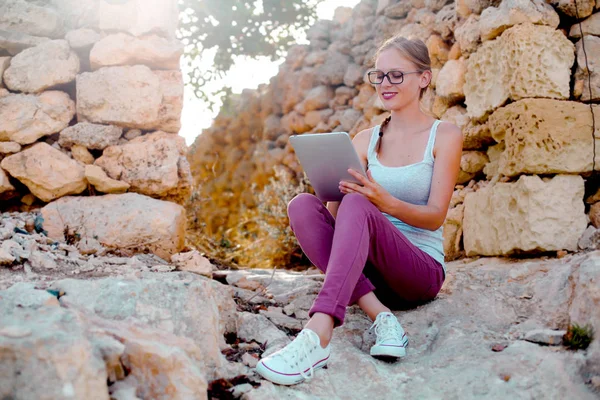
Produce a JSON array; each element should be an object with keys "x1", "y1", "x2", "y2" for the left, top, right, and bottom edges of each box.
[{"x1": 372, "y1": 36, "x2": 432, "y2": 154}]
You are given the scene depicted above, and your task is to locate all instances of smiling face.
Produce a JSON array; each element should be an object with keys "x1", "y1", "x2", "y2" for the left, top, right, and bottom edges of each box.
[{"x1": 373, "y1": 48, "x2": 430, "y2": 111}]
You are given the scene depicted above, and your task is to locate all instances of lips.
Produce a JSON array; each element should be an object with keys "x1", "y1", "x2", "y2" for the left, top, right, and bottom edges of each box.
[{"x1": 382, "y1": 92, "x2": 397, "y2": 100}]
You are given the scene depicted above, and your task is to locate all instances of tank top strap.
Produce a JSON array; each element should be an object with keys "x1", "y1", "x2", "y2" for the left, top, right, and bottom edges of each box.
[
  {"x1": 367, "y1": 125, "x2": 381, "y2": 164},
  {"x1": 424, "y1": 120, "x2": 441, "y2": 162}
]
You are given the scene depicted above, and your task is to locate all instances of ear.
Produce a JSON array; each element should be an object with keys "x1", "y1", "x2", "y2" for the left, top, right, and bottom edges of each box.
[{"x1": 420, "y1": 70, "x2": 432, "y2": 89}]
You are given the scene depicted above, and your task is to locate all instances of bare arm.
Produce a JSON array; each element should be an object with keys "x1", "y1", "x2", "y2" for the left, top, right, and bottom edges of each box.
[
  {"x1": 326, "y1": 128, "x2": 373, "y2": 219},
  {"x1": 383, "y1": 122, "x2": 463, "y2": 230}
]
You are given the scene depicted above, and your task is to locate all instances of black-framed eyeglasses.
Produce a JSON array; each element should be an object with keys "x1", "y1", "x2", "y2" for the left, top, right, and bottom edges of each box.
[{"x1": 367, "y1": 70, "x2": 421, "y2": 85}]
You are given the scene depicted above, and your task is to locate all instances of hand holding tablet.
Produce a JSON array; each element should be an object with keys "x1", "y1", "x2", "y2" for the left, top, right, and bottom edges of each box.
[{"x1": 289, "y1": 132, "x2": 368, "y2": 202}]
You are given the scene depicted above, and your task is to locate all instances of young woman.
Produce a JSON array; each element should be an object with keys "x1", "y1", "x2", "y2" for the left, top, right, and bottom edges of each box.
[{"x1": 256, "y1": 35, "x2": 463, "y2": 386}]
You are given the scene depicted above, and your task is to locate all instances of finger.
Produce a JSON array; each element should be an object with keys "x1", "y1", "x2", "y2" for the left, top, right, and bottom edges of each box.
[
  {"x1": 342, "y1": 181, "x2": 367, "y2": 195},
  {"x1": 366, "y1": 169, "x2": 376, "y2": 183},
  {"x1": 348, "y1": 169, "x2": 369, "y2": 185}
]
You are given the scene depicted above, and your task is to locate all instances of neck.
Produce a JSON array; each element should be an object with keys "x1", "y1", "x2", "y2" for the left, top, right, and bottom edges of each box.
[{"x1": 386, "y1": 99, "x2": 434, "y2": 135}]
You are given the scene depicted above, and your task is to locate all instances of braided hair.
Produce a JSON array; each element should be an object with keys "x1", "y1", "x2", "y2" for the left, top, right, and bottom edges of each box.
[{"x1": 375, "y1": 115, "x2": 392, "y2": 154}]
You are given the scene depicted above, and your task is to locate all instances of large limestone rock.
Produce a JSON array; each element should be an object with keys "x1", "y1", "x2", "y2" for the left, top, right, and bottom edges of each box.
[
  {"x1": 51, "y1": 273, "x2": 237, "y2": 380},
  {"x1": 454, "y1": 14, "x2": 481, "y2": 55},
  {"x1": 436, "y1": 58, "x2": 466, "y2": 101},
  {"x1": 575, "y1": 35, "x2": 600, "y2": 102},
  {"x1": 457, "y1": 151, "x2": 488, "y2": 184},
  {"x1": 488, "y1": 99, "x2": 600, "y2": 176},
  {"x1": 0, "y1": 91, "x2": 75, "y2": 145},
  {"x1": 58, "y1": 122, "x2": 123, "y2": 150},
  {"x1": 0, "y1": 168, "x2": 16, "y2": 197},
  {"x1": 550, "y1": 0, "x2": 595, "y2": 18},
  {"x1": 84, "y1": 165, "x2": 130, "y2": 194},
  {"x1": 40, "y1": 193, "x2": 186, "y2": 259},
  {"x1": 94, "y1": 131, "x2": 192, "y2": 204},
  {"x1": 463, "y1": 175, "x2": 587, "y2": 256},
  {"x1": 0, "y1": 302, "x2": 110, "y2": 400},
  {"x1": 0, "y1": 143, "x2": 86, "y2": 202},
  {"x1": 98, "y1": 0, "x2": 179, "y2": 39},
  {"x1": 65, "y1": 28, "x2": 104, "y2": 50},
  {"x1": 0, "y1": 57, "x2": 9, "y2": 88},
  {"x1": 569, "y1": 13, "x2": 600, "y2": 38},
  {"x1": 0, "y1": 29, "x2": 50, "y2": 55},
  {"x1": 4, "y1": 40, "x2": 79, "y2": 93},
  {"x1": 0, "y1": 0, "x2": 64, "y2": 38},
  {"x1": 76, "y1": 66, "x2": 183, "y2": 133},
  {"x1": 0, "y1": 281, "x2": 213, "y2": 400},
  {"x1": 244, "y1": 252, "x2": 600, "y2": 399},
  {"x1": 464, "y1": 24, "x2": 575, "y2": 120},
  {"x1": 479, "y1": 0, "x2": 560, "y2": 41},
  {"x1": 90, "y1": 33, "x2": 183, "y2": 70},
  {"x1": 443, "y1": 204, "x2": 464, "y2": 261}
]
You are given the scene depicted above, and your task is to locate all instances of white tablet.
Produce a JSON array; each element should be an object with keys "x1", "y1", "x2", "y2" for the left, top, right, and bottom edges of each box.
[{"x1": 289, "y1": 132, "x2": 367, "y2": 202}]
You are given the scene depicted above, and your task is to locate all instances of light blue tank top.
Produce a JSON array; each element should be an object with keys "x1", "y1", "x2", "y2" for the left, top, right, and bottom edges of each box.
[{"x1": 366, "y1": 120, "x2": 446, "y2": 273}]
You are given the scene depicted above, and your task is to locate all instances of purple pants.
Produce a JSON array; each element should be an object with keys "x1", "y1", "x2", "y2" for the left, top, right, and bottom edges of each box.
[{"x1": 287, "y1": 193, "x2": 445, "y2": 326}]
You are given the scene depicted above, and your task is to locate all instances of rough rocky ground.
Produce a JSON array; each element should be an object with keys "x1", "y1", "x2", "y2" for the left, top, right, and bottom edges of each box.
[{"x1": 1, "y1": 212, "x2": 599, "y2": 399}]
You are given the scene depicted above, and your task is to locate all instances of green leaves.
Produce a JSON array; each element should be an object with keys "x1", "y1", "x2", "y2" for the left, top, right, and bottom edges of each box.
[{"x1": 178, "y1": 0, "x2": 323, "y2": 106}]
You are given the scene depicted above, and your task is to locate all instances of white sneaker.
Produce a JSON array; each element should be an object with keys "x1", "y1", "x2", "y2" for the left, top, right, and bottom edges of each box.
[
  {"x1": 369, "y1": 312, "x2": 408, "y2": 360},
  {"x1": 255, "y1": 329, "x2": 330, "y2": 385}
]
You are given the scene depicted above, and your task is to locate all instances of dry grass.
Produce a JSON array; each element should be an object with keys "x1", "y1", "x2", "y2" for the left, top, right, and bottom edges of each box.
[{"x1": 188, "y1": 166, "x2": 312, "y2": 269}]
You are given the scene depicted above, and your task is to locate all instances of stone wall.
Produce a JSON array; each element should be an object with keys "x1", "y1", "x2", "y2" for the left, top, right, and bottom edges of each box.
[
  {"x1": 0, "y1": 0, "x2": 190, "y2": 258},
  {"x1": 187, "y1": 0, "x2": 600, "y2": 262}
]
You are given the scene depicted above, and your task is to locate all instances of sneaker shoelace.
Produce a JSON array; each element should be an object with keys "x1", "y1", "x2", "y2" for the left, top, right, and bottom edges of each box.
[
  {"x1": 370, "y1": 313, "x2": 404, "y2": 344},
  {"x1": 272, "y1": 330, "x2": 320, "y2": 381}
]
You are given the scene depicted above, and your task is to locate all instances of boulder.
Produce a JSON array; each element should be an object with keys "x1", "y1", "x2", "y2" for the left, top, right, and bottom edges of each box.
[
  {"x1": 302, "y1": 85, "x2": 335, "y2": 112},
  {"x1": 94, "y1": 131, "x2": 191, "y2": 204},
  {"x1": 76, "y1": 66, "x2": 183, "y2": 133},
  {"x1": 171, "y1": 250, "x2": 213, "y2": 278},
  {"x1": 247, "y1": 252, "x2": 600, "y2": 399},
  {"x1": 454, "y1": 14, "x2": 481, "y2": 55},
  {"x1": 0, "y1": 168, "x2": 15, "y2": 197},
  {"x1": 0, "y1": 0, "x2": 64, "y2": 38},
  {"x1": 575, "y1": 35, "x2": 600, "y2": 102},
  {"x1": 65, "y1": 28, "x2": 103, "y2": 50},
  {"x1": 436, "y1": 58, "x2": 466, "y2": 102},
  {"x1": 318, "y1": 52, "x2": 350, "y2": 86},
  {"x1": 569, "y1": 13, "x2": 600, "y2": 38},
  {"x1": 40, "y1": 193, "x2": 186, "y2": 259},
  {"x1": 464, "y1": 24, "x2": 574, "y2": 120},
  {"x1": 549, "y1": 0, "x2": 595, "y2": 18},
  {"x1": 443, "y1": 204, "x2": 464, "y2": 261},
  {"x1": 1, "y1": 143, "x2": 86, "y2": 202},
  {"x1": 97, "y1": 0, "x2": 179, "y2": 39},
  {"x1": 463, "y1": 175, "x2": 587, "y2": 256},
  {"x1": 58, "y1": 122, "x2": 123, "y2": 150},
  {"x1": 71, "y1": 144, "x2": 95, "y2": 165},
  {"x1": 84, "y1": 165, "x2": 130, "y2": 194},
  {"x1": 0, "y1": 29, "x2": 50, "y2": 55},
  {"x1": 0, "y1": 91, "x2": 75, "y2": 145},
  {"x1": 0, "y1": 142, "x2": 20, "y2": 154},
  {"x1": 0, "y1": 281, "x2": 213, "y2": 400},
  {"x1": 3, "y1": 40, "x2": 79, "y2": 93},
  {"x1": 457, "y1": 151, "x2": 488, "y2": 184},
  {"x1": 50, "y1": 273, "x2": 236, "y2": 380},
  {"x1": 479, "y1": 0, "x2": 560, "y2": 42},
  {"x1": 0, "y1": 57, "x2": 9, "y2": 88},
  {"x1": 488, "y1": 99, "x2": 600, "y2": 176},
  {"x1": 90, "y1": 33, "x2": 183, "y2": 70}
]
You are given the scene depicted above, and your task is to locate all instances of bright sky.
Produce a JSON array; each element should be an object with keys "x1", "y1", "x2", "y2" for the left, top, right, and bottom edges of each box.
[{"x1": 179, "y1": 0, "x2": 361, "y2": 144}]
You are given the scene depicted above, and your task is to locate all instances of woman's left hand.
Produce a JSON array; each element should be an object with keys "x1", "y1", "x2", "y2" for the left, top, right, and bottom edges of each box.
[{"x1": 340, "y1": 169, "x2": 395, "y2": 213}]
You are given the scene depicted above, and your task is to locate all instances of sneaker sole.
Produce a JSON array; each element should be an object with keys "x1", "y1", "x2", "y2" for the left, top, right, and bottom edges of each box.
[
  {"x1": 255, "y1": 357, "x2": 329, "y2": 386},
  {"x1": 370, "y1": 344, "x2": 407, "y2": 359}
]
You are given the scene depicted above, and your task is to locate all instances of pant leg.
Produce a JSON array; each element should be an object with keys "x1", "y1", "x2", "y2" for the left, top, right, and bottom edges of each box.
[
  {"x1": 309, "y1": 193, "x2": 445, "y2": 326},
  {"x1": 287, "y1": 193, "x2": 375, "y2": 304}
]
